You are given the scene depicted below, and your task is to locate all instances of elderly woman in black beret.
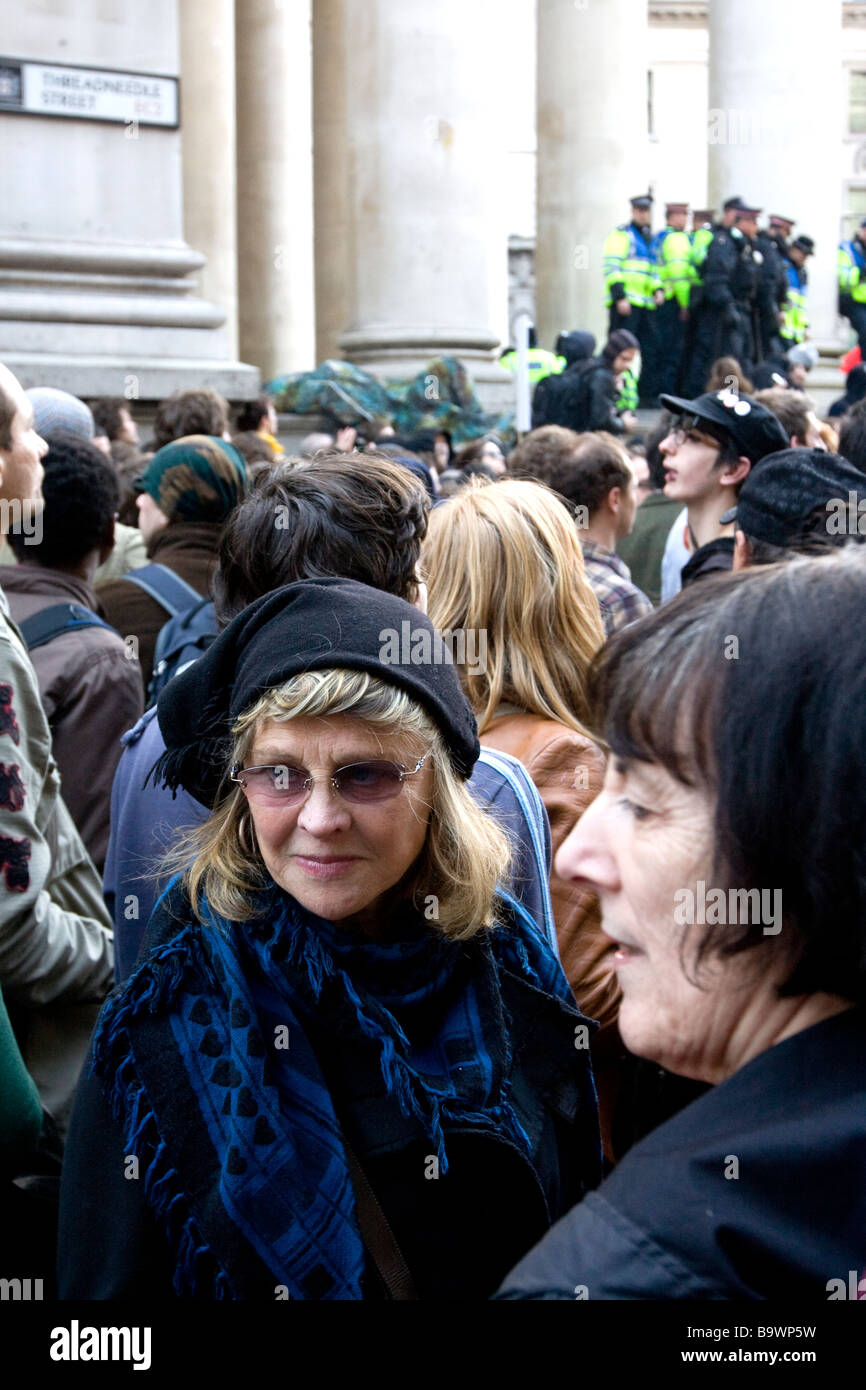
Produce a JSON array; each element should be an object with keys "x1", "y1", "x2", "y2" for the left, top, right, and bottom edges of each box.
[
  {"x1": 58, "y1": 578, "x2": 601, "y2": 1300},
  {"x1": 499, "y1": 550, "x2": 866, "y2": 1300}
]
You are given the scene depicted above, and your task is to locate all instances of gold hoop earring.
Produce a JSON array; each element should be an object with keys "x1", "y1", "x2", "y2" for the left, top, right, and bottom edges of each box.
[{"x1": 238, "y1": 809, "x2": 259, "y2": 857}]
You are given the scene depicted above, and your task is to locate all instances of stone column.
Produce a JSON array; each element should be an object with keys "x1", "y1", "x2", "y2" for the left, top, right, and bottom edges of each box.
[
  {"x1": 236, "y1": 0, "x2": 315, "y2": 380},
  {"x1": 312, "y1": 0, "x2": 349, "y2": 366},
  {"x1": 536, "y1": 0, "x2": 650, "y2": 351},
  {"x1": 336, "y1": 0, "x2": 511, "y2": 404},
  {"x1": 708, "y1": 0, "x2": 844, "y2": 362},
  {"x1": 179, "y1": 0, "x2": 239, "y2": 357},
  {"x1": 0, "y1": 0, "x2": 256, "y2": 400}
]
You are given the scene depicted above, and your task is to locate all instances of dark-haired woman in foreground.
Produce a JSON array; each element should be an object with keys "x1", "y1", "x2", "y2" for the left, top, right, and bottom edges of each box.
[{"x1": 499, "y1": 549, "x2": 866, "y2": 1299}]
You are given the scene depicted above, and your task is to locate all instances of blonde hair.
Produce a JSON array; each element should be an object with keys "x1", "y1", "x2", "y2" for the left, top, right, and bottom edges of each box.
[
  {"x1": 167, "y1": 668, "x2": 511, "y2": 939},
  {"x1": 422, "y1": 478, "x2": 606, "y2": 736}
]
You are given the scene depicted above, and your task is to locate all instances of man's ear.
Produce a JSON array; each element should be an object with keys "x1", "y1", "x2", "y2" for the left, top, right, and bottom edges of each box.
[
  {"x1": 732, "y1": 528, "x2": 751, "y2": 571},
  {"x1": 790, "y1": 435, "x2": 802, "y2": 448},
  {"x1": 720, "y1": 454, "x2": 752, "y2": 489}
]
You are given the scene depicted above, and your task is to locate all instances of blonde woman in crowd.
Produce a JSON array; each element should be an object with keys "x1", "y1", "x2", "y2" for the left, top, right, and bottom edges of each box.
[{"x1": 424, "y1": 479, "x2": 621, "y2": 1153}]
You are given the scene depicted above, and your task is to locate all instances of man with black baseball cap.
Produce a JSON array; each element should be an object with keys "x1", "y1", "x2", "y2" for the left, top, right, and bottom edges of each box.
[
  {"x1": 722, "y1": 447, "x2": 866, "y2": 570},
  {"x1": 658, "y1": 386, "x2": 789, "y2": 586}
]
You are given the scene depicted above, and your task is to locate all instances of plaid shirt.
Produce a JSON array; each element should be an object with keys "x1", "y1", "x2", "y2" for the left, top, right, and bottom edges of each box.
[{"x1": 581, "y1": 540, "x2": 654, "y2": 637}]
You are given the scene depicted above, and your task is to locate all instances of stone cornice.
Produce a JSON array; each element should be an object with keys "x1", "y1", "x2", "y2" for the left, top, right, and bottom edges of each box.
[
  {"x1": 650, "y1": 2, "x2": 865, "y2": 23},
  {"x1": 649, "y1": 2, "x2": 706, "y2": 21}
]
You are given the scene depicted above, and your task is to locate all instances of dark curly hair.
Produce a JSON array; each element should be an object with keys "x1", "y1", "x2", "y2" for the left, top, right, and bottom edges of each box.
[
  {"x1": 8, "y1": 430, "x2": 119, "y2": 568},
  {"x1": 89, "y1": 397, "x2": 131, "y2": 441},
  {"x1": 152, "y1": 388, "x2": 229, "y2": 451},
  {"x1": 212, "y1": 450, "x2": 429, "y2": 623}
]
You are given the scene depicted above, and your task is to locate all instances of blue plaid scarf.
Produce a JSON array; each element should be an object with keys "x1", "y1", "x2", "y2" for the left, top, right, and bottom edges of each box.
[{"x1": 92, "y1": 879, "x2": 576, "y2": 1300}]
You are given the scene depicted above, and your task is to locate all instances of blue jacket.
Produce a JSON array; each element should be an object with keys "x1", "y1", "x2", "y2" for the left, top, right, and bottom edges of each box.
[{"x1": 105, "y1": 709, "x2": 558, "y2": 981}]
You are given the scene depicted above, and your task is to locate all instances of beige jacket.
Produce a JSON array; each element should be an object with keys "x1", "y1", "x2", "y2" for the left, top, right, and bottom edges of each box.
[{"x1": 0, "y1": 587, "x2": 114, "y2": 1133}]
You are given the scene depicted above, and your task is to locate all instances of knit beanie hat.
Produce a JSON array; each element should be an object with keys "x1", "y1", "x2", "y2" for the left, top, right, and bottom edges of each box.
[
  {"x1": 602, "y1": 330, "x2": 640, "y2": 366},
  {"x1": 138, "y1": 434, "x2": 247, "y2": 524},
  {"x1": 155, "y1": 576, "x2": 480, "y2": 805},
  {"x1": 27, "y1": 387, "x2": 94, "y2": 441}
]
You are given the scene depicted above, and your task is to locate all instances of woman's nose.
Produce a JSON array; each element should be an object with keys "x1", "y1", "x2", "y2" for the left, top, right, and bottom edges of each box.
[
  {"x1": 554, "y1": 793, "x2": 620, "y2": 893},
  {"x1": 295, "y1": 779, "x2": 352, "y2": 834}
]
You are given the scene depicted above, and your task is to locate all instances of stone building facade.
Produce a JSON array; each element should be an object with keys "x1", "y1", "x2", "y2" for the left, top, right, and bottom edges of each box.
[{"x1": 0, "y1": 1, "x2": 857, "y2": 411}]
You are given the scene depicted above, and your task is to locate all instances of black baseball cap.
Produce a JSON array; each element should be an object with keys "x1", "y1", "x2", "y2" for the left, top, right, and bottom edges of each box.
[
  {"x1": 719, "y1": 448, "x2": 866, "y2": 544},
  {"x1": 659, "y1": 390, "x2": 790, "y2": 463}
]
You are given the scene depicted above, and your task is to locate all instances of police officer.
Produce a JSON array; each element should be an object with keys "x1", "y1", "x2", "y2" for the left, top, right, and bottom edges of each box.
[
  {"x1": 651, "y1": 203, "x2": 695, "y2": 396},
  {"x1": 838, "y1": 219, "x2": 866, "y2": 356},
  {"x1": 690, "y1": 209, "x2": 716, "y2": 276},
  {"x1": 603, "y1": 194, "x2": 664, "y2": 405},
  {"x1": 684, "y1": 202, "x2": 763, "y2": 396},
  {"x1": 754, "y1": 218, "x2": 791, "y2": 363},
  {"x1": 780, "y1": 235, "x2": 814, "y2": 353},
  {"x1": 677, "y1": 209, "x2": 714, "y2": 391},
  {"x1": 766, "y1": 213, "x2": 795, "y2": 254},
  {"x1": 499, "y1": 326, "x2": 564, "y2": 385}
]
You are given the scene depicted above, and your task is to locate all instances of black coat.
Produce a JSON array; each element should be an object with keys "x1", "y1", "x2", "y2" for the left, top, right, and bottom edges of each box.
[
  {"x1": 680, "y1": 536, "x2": 734, "y2": 588},
  {"x1": 496, "y1": 1007, "x2": 866, "y2": 1299},
  {"x1": 569, "y1": 359, "x2": 624, "y2": 435},
  {"x1": 700, "y1": 229, "x2": 762, "y2": 368}
]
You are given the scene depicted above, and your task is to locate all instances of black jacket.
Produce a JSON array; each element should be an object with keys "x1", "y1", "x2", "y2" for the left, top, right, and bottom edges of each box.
[
  {"x1": 497, "y1": 1007, "x2": 866, "y2": 1299},
  {"x1": 531, "y1": 332, "x2": 596, "y2": 428},
  {"x1": 680, "y1": 536, "x2": 734, "y2": 588},
  {"x1": 570, "y1": 359, "x2": 623, "y2": 435}
]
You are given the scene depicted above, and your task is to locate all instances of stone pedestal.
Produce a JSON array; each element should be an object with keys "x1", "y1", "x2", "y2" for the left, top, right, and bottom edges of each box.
[
  {"x1": 535, "y1": 0, "x2": 650, "y2": 350},
  {"x1": 708, "y1": 0, "x2": 844, "y2": 360},
  {"x1": 236, "y1": 0, "x2": 316, "y2": 380},
  {"x1": 335, "y1": 0, "x2": 510, "y2": 391},
  {"x1": 0, "y1": 1, "x2": 257, "y2": 401}
]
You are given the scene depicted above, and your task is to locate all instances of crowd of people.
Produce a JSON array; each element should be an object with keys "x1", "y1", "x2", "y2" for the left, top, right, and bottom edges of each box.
[{"x1": 1, "y1": 334, "x2": 865, "y2": 1303}]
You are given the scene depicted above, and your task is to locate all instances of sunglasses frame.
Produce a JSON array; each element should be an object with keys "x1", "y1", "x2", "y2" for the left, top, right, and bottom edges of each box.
[
  {"x1": 670, "y1": 414, "x2": 726, "y2": 450},
  {"x1": 229, "y1": 753, "x2": 430, "y2": 805}
]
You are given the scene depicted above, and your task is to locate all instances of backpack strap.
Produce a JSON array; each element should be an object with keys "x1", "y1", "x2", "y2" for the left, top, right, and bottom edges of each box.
[
  {"x1": 19, "y1": 602, "x2": 119, "y2": 653},
  {"x1": 342, "y1": 1136, "x2": 418, "y2": 1300},
  {"x1": 124, "y1": 563, "x2": 202, "y2": 618}
]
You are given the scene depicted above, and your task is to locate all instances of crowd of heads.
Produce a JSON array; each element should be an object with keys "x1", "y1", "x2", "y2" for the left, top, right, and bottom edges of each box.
[{"x1": 3, "y1": 343, "x2": 866, "y2": 1303}]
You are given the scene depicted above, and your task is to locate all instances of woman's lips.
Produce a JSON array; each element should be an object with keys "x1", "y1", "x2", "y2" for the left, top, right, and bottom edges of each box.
[
  {"x1": 605, "y1": 937, "x2": 645, "y2": 965},
  {"x1": 294, "y1": 855, "x2": 360, "y2": 880},
  {"x1": 612, "y1": 945, "x2": 643, "y2": 965}
]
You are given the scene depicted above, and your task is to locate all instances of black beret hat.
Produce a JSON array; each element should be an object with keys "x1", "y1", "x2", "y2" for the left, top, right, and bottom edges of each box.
[
  {"x1": 719, "y1": 448, "x2": 866, "y2": 545},
  {"x1": 155, "y1": 577, "x2": 480, "y2": 805}
]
